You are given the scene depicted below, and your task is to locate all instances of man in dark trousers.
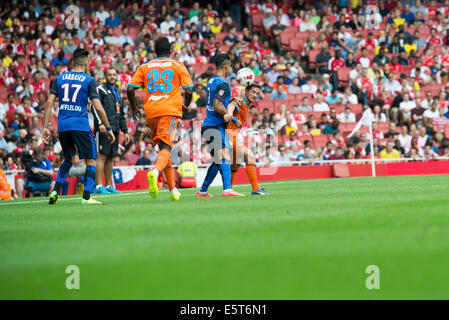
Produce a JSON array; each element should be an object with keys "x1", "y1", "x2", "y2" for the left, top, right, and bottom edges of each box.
[{"x1": 93, "y1": 68, "x2": 130, "y2": 194}]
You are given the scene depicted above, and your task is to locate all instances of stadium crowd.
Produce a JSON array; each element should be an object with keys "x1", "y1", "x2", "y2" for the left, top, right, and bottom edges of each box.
[{"x1": 2, "y1": 0, "x2": 449, "y2": 187}]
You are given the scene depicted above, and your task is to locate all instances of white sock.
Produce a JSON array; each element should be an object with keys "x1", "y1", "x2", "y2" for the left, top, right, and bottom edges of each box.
[
  {"x1": 96, "y1": 184, "x2": 103, "y2": 189},
  {"x1": 170, "y1": 188, "x2": 178, "y2": 194},
  {"x1": 106, "y1": 185, "x2": 111, "y2": 188},
  {"x1": 152, "y1": 168, "x2": 159, "y2": 179}
]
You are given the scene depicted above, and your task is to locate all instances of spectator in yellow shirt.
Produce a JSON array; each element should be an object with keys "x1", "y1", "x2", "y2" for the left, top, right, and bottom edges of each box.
[
  {"x1": 211, "y1": 16, "x2": 222, "y2": 34},
  {"x1": 380, "y1": 141, "x2": 401, "y2": 159},
  {"x1": 404, "y1": 38, "x2": 418, "y2": 54}
]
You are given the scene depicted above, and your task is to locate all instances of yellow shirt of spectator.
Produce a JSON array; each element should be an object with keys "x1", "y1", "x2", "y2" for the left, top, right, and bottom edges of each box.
[
  {"x1": 393, "y1": 18, "x2": 405, "y2": 27},
  {"x1": 310, "y1": 128, "x2": 321, "y2": 136},
  {"x1": 380, "y1": 148, "x2": 400, "y2": 159},
  {"x1": 211, "y1": 24, "x2": 222, "y2": 34},
  {"x1": 5, "y1": 17, "x2": 12, "y2": 28},
  {"x1": 375, "y1": 45, "x2": 389, "y2": 55},
  {"x1": 192, "y1": 91, "x2": 200, "y2": 103},
  {"x1": 285, "y1": 126, "x2": 296, "y2": 136},
  {"x1": 404, "y1": 43, "x2": 417, "y2": 54},
  {"x1": 351, "y1": 0, "x2": 360, "y2": 8},
  {"x1": 2, "y1": 56, "x2": 12, "y2": 67}
]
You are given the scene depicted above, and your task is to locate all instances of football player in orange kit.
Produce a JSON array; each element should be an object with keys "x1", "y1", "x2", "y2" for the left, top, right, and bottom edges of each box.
[
  {"x1": 226, "y1": 83, "x2": 269, "y2": 195},
  {"x1": 127, "y1": 37, "x2": 194, "y2": 201}
]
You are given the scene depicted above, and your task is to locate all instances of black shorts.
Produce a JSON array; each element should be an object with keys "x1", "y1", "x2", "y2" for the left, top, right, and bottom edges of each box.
[
  {"x1": 59, "y1": 130, "x2": 97, "y2": 160},
  {"x1": 201, "y1": 124, "x2": 231, "y2": 158},
  {"x1": 95, "y1": 131, "x2": 119, "y2": 157}
]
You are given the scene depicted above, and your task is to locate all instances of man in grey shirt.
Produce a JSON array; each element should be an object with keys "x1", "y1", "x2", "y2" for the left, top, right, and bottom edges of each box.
[{"x1": 298, "y1": 96, "x2": 312, "y2": 112}]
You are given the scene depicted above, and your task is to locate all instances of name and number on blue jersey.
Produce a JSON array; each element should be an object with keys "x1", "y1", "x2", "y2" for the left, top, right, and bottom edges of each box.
[
  {"x1": 202, "y1": 75, "x2": 231, "y2": 127},
  {"x1": 50, "y1": 72, "x2": 99, "y2": 133}
]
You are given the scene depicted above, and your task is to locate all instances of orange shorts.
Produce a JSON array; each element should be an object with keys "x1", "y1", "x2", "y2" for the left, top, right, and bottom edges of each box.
[{"x1": 147, "y1": 115, "x2": 179, "y2": 147}]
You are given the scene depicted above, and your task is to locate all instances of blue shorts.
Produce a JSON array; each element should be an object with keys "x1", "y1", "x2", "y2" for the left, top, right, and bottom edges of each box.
[
  {"x1": 201, "y1": 124, "x2": 231, "y2": 157},
  {"x1": 59, "y1": 130, "x2": 97, "y2": 160},
  {"x1": 27, "y1": 181, "x2": 52, "y2": 192}
]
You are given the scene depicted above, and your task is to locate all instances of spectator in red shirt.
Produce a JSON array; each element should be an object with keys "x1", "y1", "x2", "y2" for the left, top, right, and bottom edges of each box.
[
  {"x1": 388, "y1": 56, "x2": 403, "y2": 73},
  {"x1": 328, "y1": 49, "x2": 345, "y2": 90}
]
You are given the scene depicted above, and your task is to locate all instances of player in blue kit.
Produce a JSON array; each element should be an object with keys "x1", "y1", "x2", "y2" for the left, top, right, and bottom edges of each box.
[
  {"x1": 196, "y1": 53, "x2": 244, "y2": 197},
  {"x1": 42, "y1": 48, "x2": 115, "y2": 205}
]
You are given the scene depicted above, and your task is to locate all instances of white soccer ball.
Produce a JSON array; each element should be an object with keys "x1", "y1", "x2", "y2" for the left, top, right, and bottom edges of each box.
[{"x1": 236, "y1": 68, "x2": 255, "y2": 87}]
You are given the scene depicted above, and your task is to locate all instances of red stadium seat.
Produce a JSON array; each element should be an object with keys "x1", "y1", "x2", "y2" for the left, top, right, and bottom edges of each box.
[
  {"x1": 308, "y1": 49, "x2": 321, "y2": 70},
  {"x1": 334, "y1": 105, "x2": 345, "y2": 113},
  {"x1": 377, "y1": 122, "x2": 390, "y2": 132},
  {"x1": 312, "y1": 135, "x2": 329, "y2": 148},
  {"x1": 280, "y1": 32, "x2": 293, "y2": 48},
  {"x1": 337, "y1": 67, "x2": 351, "y2": 85},
  {"x1": 251, "y1": 13, "x2": 265, "y2": 33},
  {"x1": 289, "y1": 38, "x2": 303, "y2": 54}
]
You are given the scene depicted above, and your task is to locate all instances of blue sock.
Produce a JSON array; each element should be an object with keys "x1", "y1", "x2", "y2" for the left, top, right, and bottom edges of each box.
[
  {"x1": 200, "y1": 162, "x2": 219, "y2": 193},
  {"x1": 219, "y1": 159, "x2": 232, "y2": 191},
  {"x1": 54, "y1": 160, "x2": 72, "y2": 194},
  {"x1": 83, "y1": 165, "x2": 96, "y2": 200}
]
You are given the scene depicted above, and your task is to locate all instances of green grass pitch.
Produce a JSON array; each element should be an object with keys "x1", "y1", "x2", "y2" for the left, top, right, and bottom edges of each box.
[{"x1": 1, "y1": 175, "x2": 449, "y2": 299}]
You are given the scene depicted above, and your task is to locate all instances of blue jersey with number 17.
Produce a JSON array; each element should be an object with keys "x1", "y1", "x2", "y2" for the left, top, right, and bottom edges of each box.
[
  {"x1": 202, "y1": 75, "x2": 231, "y2": 128},
  {"x1": 50, "y1": 71, "x2": 99, "y2": 133}
]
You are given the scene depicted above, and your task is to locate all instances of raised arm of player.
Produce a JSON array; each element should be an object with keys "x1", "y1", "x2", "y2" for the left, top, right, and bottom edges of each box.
[{"x1": 91, "y1": 98, "x2": 115, "y2": 143}]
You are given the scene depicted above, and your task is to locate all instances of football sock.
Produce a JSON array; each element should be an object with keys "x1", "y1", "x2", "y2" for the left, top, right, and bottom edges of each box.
[
  {"x1": 246, "y1": 164, "x2": 260, "y2": 191},
  {"x1": 230, "y1": 167, "x2": 239, "y2": 187},
  {"x1": 83, "y1": 165, "x2": 96, "y2": 200},
  {"x1": 200, "y1": 162, "x2": 219, "y2": 193},
  {"x1": 54, "y1": 160, "x2": 72, "y2": 194},
  {"x1": 163, "y1": 158, "x2": 176, "y2": 191},
  {"x1": 219, "y1": 159, "x2": 232, "y2": 191},
  {"x1": 155, "y1": 149, "x2": 170, "y2": 173}
]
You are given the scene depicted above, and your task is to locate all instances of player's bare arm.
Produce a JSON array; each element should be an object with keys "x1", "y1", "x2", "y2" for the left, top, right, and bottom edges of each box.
[
  {"x1": 126, "y1": 85, "x2": 142, "y2": 121},
  {"x1": 183, "y1": 87, "x2": 194, "y2": 112},
  {"x1": 91, "y1": 98, "x2": 115, "y2": 144},
  {"x1": 225, "y1": 102, "x2": 242, "y2": 129},
  {"x1": 213, "y1": 98, "x2": 232, "y2": 122},
  {"x1": 42, "y1": 93, "x2": 57, "y2": 144}
]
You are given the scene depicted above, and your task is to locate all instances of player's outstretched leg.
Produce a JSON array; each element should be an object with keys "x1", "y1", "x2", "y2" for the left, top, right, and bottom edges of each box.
[
  {"x1": 49, "y1": 160, "x2": 73, "y2": 205},
  {"x1": 163, "y1": 159, "x2": 181, "y2": 201},
  {"x1": 230, "y1": 164, "x2": 240, "y2": 187},
  {"x1": 220, "y1": 158, "x2": 244, "y2": 197},
  {"x1": 147, "y1": 145, "x2": 171, "y2": 198},
  {"x1": 196, "y1": 162, "x2": 218, "y2": 197},
  {"x1": 81, "y1": 164, "x2": 102, "y2": 204},
  {"x1": 247, "y1": 164, "x2": 269, "y2": 195},
  {"x1": 244, "y1": 149, "x2": 268, "y2": 195}
]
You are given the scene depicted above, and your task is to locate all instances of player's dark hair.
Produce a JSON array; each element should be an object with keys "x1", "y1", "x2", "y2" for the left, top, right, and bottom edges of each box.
[
  {"x1": 73, "y1": 47, "x2": 89, "y2": 66},
  {"x1": 214, "y1": 53, "x2": 231, "y2": 69},
  {"x1": 105, "y1": 67, "x2": 118, "y2": 75},
  {"x1": 155, "y1": 37, "x2": 171, "y2": 57},
  {"x1": 245, "y1": 83, "x2": 261, "y2": 91}
]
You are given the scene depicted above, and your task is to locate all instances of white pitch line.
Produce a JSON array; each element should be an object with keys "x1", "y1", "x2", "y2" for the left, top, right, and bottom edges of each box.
[{"x1": 0, "y1": 180, "x2": 300, "y2": 207}]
